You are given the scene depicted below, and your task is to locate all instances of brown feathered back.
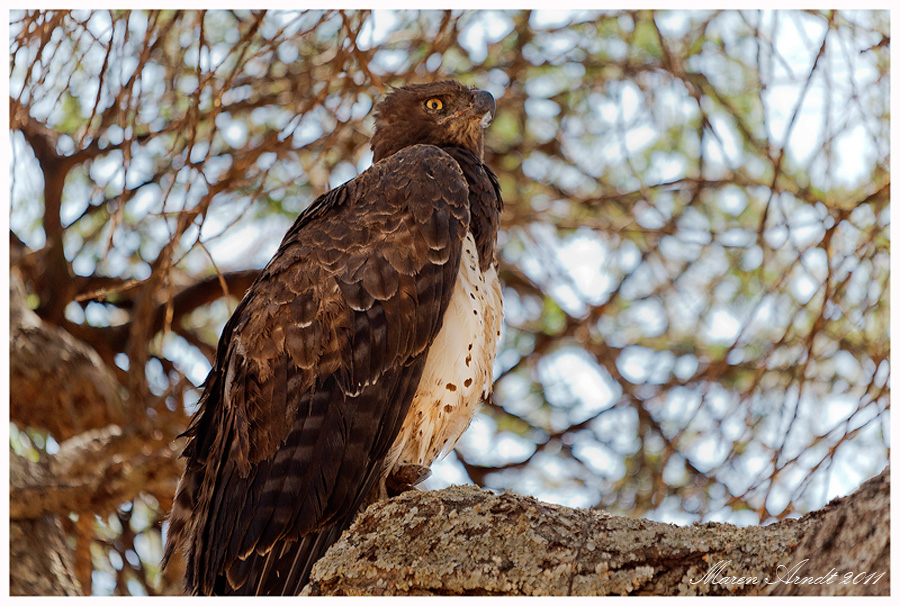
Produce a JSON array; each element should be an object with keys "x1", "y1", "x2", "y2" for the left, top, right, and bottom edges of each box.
[{"x1": 164, "y1": 81, "x2": 502, "y2": 595}]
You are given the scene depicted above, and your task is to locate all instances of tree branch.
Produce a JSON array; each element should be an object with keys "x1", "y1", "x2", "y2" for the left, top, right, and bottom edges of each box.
[
  {"x1": 306, "y1": 468, "x2": 889, "y2": 596},
  {"x1": 9, "y1": 425, "x2": 181, "y2": 520},
  {"x1": 10, "y1": 270, "x2": 125, "y2": 438}
]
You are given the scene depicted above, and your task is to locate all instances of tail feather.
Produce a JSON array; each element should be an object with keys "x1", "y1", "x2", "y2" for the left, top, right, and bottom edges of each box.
[
  {"x1": 218, "y1": 461, "x2": 383, "y2": 595},
  {"x1": 218, "y1": 525, "x2": 343, "y2": 595}
]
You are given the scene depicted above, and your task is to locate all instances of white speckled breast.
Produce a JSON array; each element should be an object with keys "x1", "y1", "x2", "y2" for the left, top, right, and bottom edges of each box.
[{"x1": 385, "y1": 231, "x2": 503, "y2": 471}]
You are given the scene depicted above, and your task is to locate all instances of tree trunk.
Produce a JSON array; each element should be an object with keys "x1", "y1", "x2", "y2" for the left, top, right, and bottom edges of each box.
[
  {"x1": 304, "y1": 468, "x2": 889, "y2": 596},
  {"x1": 9, "y1": 451, "x2": 83, "y2": 596}
]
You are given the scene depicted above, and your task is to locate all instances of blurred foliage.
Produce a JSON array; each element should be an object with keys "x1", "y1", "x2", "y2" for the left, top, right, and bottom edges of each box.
[{"x1": 8, "y1": 9, "x2": 889, "y2": 596}]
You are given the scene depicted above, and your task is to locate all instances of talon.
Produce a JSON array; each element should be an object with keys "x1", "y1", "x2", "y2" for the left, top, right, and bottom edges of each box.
[{"x1": 386, "y1": 464, "x2": 432, "y2": 496}]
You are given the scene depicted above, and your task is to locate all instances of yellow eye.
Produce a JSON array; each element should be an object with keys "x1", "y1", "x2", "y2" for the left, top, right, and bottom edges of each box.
[{"x1": 424, "y1": 98, "x2": 444, "y2": 111}]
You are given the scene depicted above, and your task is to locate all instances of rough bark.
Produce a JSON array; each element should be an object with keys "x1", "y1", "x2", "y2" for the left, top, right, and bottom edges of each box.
[
  {"x1": 9, "y1": 270, "x2": 126, "y2": 440},
  {"x1": 763, "y1": 467, "x2": 890, "y2": 596},
  {"x1": 9, "y1": 450, "x2": 84, "y2": 596},
  {"x1": 9, "y1": 516, "x2": 83, "y2": 596},
  {"x1": 305, "y1": 468, "x2": 889, "y2": 596}
]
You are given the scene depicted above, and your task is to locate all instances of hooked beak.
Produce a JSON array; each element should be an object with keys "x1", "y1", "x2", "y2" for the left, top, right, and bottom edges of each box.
[{"x1": 473, "y1": 89, "x2": 496, "y2": 128}]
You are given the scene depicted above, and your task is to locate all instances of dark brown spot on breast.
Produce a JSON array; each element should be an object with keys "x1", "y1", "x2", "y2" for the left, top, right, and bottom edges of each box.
[
  {"x1": 464, "y1": 378, "x2": 473, "y2": 387},
  {"x1": 445, "y1": 382, "x2": 457, "y2": 391},
  {"x1": 443, "y1": 404, "x2": 453, "y2": 413},
  {"x1": 465, "y1": 354, "x2": 472, "y2": 366}
]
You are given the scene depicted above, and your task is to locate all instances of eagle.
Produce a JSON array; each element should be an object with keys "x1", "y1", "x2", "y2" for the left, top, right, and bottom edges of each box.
[{"x1": 162, "y1": 80, "x2": 504, "y2": 595}]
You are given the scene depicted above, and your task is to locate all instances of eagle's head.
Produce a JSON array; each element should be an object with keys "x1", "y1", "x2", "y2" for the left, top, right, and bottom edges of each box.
[{"x1": 370, "y1": 80, "x2": 496, "y2": 163}]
